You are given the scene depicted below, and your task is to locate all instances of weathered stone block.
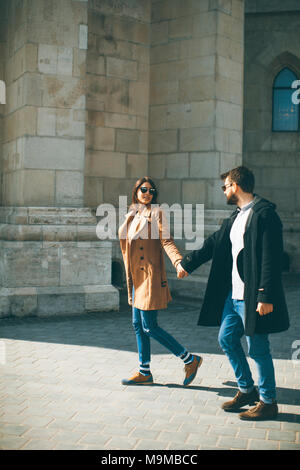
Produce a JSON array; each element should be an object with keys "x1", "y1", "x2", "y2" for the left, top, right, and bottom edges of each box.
[
  {"x1": 56, "y1": 109, "x2": 85, "y2": 138},
  {"x1": 215, "y1": 128, "x2": 242, "y2": 153},
  {"x1": 129, "y1": 81, "x2": 149, "y2": 116},
  {"x1": 179, "y1": 76, "x2": 215, "y2": 103},
  {"x1": 107, "y1": 57, "x2": 138, "y2": 80},
  {"x1": 86, "y1": 53, "x2": 105, "y2": 75},
  {"x1": 1, "y1": 243, "x2": 60, "y2": 288},
  {"x1": 156, "y1": 179, "x2": 181, "y2": 206},
  {"x1": 38, "y1": 44, "x2": 58, "y2": 74},
  {"x1": 127, "y1": 154, "x2": 148, "y2": 178},
  {"x1": 86, "y1": 151, "x2": 126, "y2": 178},
  {"x1": 179, "y1": 36, "x2": 217, "y2": 60},
  {"x1": 105, "y1": 112, "x2": 137, "y2": 129},
  {"x1": 85, "y1": 285, "x2": 119, "y2": 312},
  {"x1": 88, "y1": 126, "x2": 115, "y2": 151},
  {"x1": 168, "y1": 16, "x2": 193, "y2": 40},
  {"x1": 84, "y1": 176, "x2": 103, "y2": 207},
  {"x1": 149, "y1": 130, "x2": 178, "y2": 153},
  {"x1": 57, "y1": 47, "x2": 73, "y2": 76},
  {"x1": 148, "y1": 154, "x2": 166, "y2": 179},
  {"x1": 22, "y1": 169, "x2": 56, "y2": 206},
  {"x1": 182, "y1": 180, "x2": 206, "y2": 204},
  {"x1": 103, "y1": 178, "x2": 135, "y2": 206},
  {"x1": 165, "y1": 153, "x2": 189, "y2": 178},
  {"x1": 42, "y1": 75, "x2": 85, "y2": 109},
  {"x1": 113, "y1": 17, "x2": 150, "y2": 44},
  {"x1": 10, "y1": 289, "x2": 38, "y2": 317},
  {"x1": 150, "y1": 81, "x2": 179, "y2": 106},
  {"x1": 22, "y1": 136, "x2": 85, "y2": 170},
  {"x1": 151, "y1": 42, "x2": 180, "y2": 65},
  {"x1": 4, "y1": 107, "x2": 37, "y2": 141},
  {"x1": 216, "y1": 55, "x2": 243, "y2": 82},
  {"x1": 37, "y1": 291, "x2": 85, "y2": 316},
  {"x1": 37, "y1": 107, "x2": 56, "y2": 136},
  {"x1": 192, "y1": 11, "x2": 217, "y2": 37},
  {"x1": 112, "y1": 122, "x2": 137, "y2": 151},
  {"x1": 188, "y1": 55, "x2": 216, "y2": 78},
  {"x1": 56, "y1": 171, "x2": 84, "y2": 207},
  {"x1": 151, "y1": 21, "x2": 169, "y2": 45},
  {"x1": 180, "y1": 127, "x2": 214, "y2": 151},
  {"x1": 216, "y1": 101, "x2": 242, "y2": 130},
  {"x1": 151, "y1": 60, "x2": 189, "y2": 82},
  {"x1": 190, "y1": 152, "x2": 220, "y2": 178}
]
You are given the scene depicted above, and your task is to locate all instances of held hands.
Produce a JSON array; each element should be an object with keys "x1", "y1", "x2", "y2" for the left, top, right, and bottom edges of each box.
[
  {"x1": 176, "y1": 263, "x2": 188, "y2": 279},
  {"x1": 256, "y1": 302, "x2": 273, "y2": 316}
]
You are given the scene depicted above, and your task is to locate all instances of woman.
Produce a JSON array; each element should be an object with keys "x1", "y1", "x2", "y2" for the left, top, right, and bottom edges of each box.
[{"x1": 119, "y1": 176, "x2": 202, "y2": 385}]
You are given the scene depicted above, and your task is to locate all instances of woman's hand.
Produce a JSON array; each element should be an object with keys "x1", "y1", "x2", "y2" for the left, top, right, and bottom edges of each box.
[{"x1": 176, "y1": 263, "x2": 188, "y2": 279}]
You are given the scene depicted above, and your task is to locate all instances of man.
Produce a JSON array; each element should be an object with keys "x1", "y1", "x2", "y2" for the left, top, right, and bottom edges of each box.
[{"x1": 178, "y1": 166, "x2": 289, "y2": 420}]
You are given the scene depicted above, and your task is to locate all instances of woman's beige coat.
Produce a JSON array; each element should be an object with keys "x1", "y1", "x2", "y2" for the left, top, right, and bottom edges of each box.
[{"x1": 119, "y1": 205, "x2": 183, "y2": 311}]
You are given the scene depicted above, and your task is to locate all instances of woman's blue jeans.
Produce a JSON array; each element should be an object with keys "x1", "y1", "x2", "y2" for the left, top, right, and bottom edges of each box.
[
  {"x1": 132, "y1": 290, "x2": 186, "y2": 367},
  {"x1": 218, "y1": 292, "x2": 276, "y2": 404}
]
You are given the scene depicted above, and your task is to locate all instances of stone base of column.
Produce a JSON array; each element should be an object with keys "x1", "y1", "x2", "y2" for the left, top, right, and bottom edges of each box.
[{"x1": 0, "y1": 207, "x2": 119, "y2": 318}]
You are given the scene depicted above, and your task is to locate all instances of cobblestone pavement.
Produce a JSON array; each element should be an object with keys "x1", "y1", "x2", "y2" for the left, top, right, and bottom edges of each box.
[{"x1": 0, "y1": 278, "x2": 299, "y2": 451}]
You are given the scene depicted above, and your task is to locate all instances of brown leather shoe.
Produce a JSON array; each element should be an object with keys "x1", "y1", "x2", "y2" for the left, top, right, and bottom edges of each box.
[
  {"x1": 221, "y1": 388, "x2": 259, "y2": 411},
  {"x1": 239, "y1": 400, "x2": 278, "y2": 421},
  {"x1": 121, "y1": 372, "x2": 153, "y2": 385},
  {"x1": 183, "y1": 355, "x2": 203, "y2": 386}
]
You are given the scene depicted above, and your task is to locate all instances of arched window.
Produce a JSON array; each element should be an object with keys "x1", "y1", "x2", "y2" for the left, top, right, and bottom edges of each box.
[{"x1": 272, "y1": 67, "x2": 299, "y2": 131}]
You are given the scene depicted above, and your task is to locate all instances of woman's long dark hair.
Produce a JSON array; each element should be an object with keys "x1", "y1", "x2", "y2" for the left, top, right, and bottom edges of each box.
[{"x1": 131, "y1": 176, "x2": 159, "y2": 205}]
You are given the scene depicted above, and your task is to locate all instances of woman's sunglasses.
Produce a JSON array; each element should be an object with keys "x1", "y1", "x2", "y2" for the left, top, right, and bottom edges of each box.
[{"x1": 139, "y1": 186, "x2": 156, "y2": 195}]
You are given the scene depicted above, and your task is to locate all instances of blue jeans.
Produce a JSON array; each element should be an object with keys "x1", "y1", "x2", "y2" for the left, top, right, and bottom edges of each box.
[
  {"x1": 218, "y1": 292, "x2": 276, "y2": 404},
  {"x1": 132, "y1": 289, "x2": 186, "y2": 367}
]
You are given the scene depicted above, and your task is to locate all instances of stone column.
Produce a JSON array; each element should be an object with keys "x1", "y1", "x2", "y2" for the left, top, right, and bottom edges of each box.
[
  {"x1": 149, "y1": 0, "x2": 244, "y2": 209},
  {"x1": 149, "y1": 0, "x2": 245, "y2": 299},
  {"x1": 0, "y1": 0, "x2": 119, "y2": 317}
]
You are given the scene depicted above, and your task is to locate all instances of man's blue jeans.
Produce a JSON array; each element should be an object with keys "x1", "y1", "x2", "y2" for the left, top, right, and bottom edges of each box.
[
  {"x1": 218, "y1": 292, "x2": 276, "y2": 404},
  {"x1": 132, "y1": 290, "x2": 186, "y2": 367}
]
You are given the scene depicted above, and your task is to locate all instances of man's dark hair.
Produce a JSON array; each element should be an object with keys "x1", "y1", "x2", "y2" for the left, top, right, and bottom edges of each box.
[{"x1": 221, "y1": 166, "x2": 255, "y2": 194}]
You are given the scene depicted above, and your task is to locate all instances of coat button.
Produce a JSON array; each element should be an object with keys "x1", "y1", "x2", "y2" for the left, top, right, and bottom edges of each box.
[
  {"x1": 140, "y1": 246, "x2": 143, "y2": 250},
  {"x1": 141, "y1": 267, "x2": 144, "y2": 270},
  {"x1": 140, "y1": 256, "x2": 144, "y2": 260}
]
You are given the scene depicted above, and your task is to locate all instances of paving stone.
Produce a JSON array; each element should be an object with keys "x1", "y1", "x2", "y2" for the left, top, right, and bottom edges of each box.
[{"x1": 0, "y1": 281, "x2": 299, "y2": 450}]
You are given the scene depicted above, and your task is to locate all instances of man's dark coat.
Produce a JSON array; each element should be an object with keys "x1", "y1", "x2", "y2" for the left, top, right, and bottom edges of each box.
[{"x1": 181, "y1": 196, "x2": 290, "y2": 336}]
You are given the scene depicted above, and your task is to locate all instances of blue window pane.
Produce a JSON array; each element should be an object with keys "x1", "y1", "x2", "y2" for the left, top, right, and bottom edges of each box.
[
  {"x1": 274, "y1": 68, "x2": 297, "y2": 88},
  {"x1": 273, "y1": 88, "x2": 299, "y2": 131}
]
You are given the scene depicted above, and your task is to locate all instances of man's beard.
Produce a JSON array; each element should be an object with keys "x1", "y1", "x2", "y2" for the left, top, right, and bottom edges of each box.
[{"x1": 226, "y1": 193, "x2": 238, "y2": 205}]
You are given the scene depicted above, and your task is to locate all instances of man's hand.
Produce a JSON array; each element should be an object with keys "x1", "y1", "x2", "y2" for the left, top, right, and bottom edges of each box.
[
  {"x1": 176, "y1": 263, "x2": 188, "y2": 279},
  {"x1": 256, "y1": 302, "x2": 273, "y2": 316}
]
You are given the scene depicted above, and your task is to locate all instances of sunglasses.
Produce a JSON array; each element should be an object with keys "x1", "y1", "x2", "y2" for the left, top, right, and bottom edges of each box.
[
  {"x1": 221, "y1": 183, "x2": 233, "y2": 192},
  {"x1": 139, "y1": 186, "x2": 156, "y2": 195}
]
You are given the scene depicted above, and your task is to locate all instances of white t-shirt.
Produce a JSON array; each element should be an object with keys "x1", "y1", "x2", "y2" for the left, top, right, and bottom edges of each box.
[{"x1": 230, "y1": 201, "x2": 254, "y2": 300}]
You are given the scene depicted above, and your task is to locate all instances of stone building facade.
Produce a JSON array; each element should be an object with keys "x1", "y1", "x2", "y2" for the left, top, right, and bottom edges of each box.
[{"x1": 0, "y1": 0, "x2": 299, "y2": 317}]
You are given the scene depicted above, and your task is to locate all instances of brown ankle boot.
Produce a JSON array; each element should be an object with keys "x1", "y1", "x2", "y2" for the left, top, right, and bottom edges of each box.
[
  {"x1": 221, "y1": 388, "x2": 259, "y2": 411},
  {"x1": 239, "y1": 400, "x2": 278, "y2": 420}
]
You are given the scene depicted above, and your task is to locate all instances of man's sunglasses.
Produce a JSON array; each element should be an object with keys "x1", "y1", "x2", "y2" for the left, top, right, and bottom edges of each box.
[
  {"x1": 139, "y1": 186, "x2": 156, "y2": 195},
  {"x1": 221, "y1": 183, "x2": 233, "y2": 192}
]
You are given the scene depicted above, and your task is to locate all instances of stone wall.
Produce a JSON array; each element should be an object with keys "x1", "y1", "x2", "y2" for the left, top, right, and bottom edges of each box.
[
  {"x1": 85, "y1": 0, "x2": 150, "y2": 207},
  {"x1": 0, "y1": 0, "x2": 7, "y2": 207},
  {"x1": 1, "y1": 0, "x2": 87, "y2": 207},
  {"x1": 244, "y1": 2, "x2": 300, "y2": 271},
  {"x1": 149, "y1": 0, "x2": 244, "y2": 209}
]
